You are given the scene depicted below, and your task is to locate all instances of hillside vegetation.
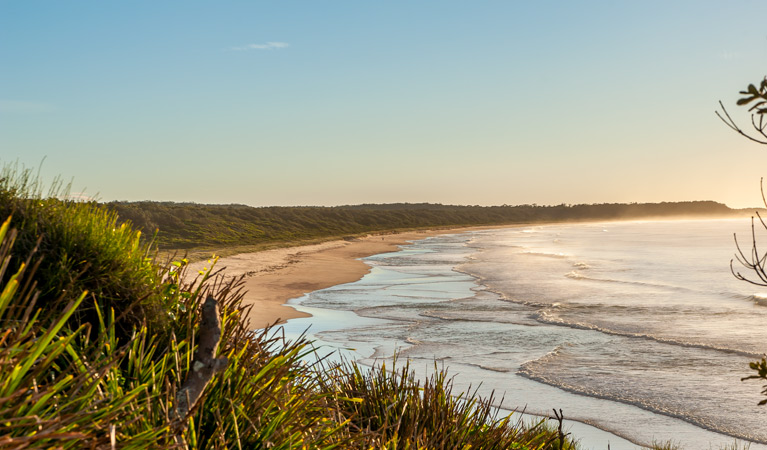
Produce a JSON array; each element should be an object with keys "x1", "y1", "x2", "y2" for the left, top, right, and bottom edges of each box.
[{"x1": 109, "y1": 200, "x2": 743, "y2": 251}]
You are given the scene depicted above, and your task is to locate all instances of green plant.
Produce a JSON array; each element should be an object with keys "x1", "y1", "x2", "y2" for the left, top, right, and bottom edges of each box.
[
  {"x1": 317, "y1": 358, "x2": 578, "y2": 449},
  {"x1": 719, "y1": 76, "x2": 767, "y2": 406},
  {"x1": 107, "y1": 199, "x2": 738, "y2": 254},
  {"x1": 736, "y1": 78, "x2": 767, "y2": 114},
  {"x1": 718, "y1": 76, "x2": 767, "y2": 145},
  {"x1": 0, "y1": 214, "x2": 161, "y2": 448},
  {"x1": 0, "y1": 162, "x2": 166, "y2": 343},
  {"x1": 0, "y1": 212, "x2": 356, "y2": 449}
]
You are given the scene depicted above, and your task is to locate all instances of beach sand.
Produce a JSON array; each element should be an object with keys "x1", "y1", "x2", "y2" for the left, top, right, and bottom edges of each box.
[{"x1": 187, "y1": 228, "x2": 487, "y2": 330}]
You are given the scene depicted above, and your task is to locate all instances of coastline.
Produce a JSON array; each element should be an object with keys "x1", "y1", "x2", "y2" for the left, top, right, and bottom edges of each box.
[
  {"x1": 182, "y1": 216, "x2": 742, "y2": 331},
  {"x1": 180, "y1": 218, "x2": 766, "y2": 448},
  {"x1": 273, "y1": 219, "x2": 765, "y2": 449},
  {"x1": 188, "y1": 227, "x2": 496, "y2": 330}
]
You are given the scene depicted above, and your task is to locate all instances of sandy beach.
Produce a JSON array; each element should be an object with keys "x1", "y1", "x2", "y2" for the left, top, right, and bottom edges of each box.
[{"x1": 187, "y1": 228, "x2": 487, "y2": 330}]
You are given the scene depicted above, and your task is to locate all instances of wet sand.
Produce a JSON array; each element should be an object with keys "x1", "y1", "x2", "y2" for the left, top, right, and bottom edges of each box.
[{"x1": 188, "y1": 228, "x2": 490, "y2": 330}]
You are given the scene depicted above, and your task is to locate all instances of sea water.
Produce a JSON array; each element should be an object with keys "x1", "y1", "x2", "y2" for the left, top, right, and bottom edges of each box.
[{"x1": 280, "y1": 219, "x2": 767, "y2": 449}]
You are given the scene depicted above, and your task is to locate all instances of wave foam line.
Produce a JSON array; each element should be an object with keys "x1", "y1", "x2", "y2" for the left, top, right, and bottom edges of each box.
[
  {"x1": 418, "y1": 310, "x2": 541, "y2": 326},
  {"x1": 517, "y1": 366, "x2": 767, "y2": 445},
  {"x1": 456, "y1": 261, "x2": 760, "y2": 356},
  {"x1": 532, "y1": 311, "x2": 761, "y2": 359},
  {"x1": 521, "y1": 250, "x2": 570, "y2": 259},
  {"x1": 564, "y1": 271, "x2": 695, "y2": 293}
]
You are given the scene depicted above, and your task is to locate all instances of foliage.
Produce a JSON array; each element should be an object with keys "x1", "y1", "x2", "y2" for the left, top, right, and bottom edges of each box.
[
  {"x1": 317, "y1": 358, "x2": 576, "y2": 449},
  {"x1": 718, "y1": 76, "x2": 767, "y2": 144},
  {"x1": 0, "y1": 214, "x2": 168, "y2": 448},
  {"x1": 109, "y1": 200, "x2": 740, "y2": 251},
  {"x1": 737, "y1": 78, "x2": 767, "y2": 114},
  {"x1": 722, "y1": 75, "x2": 767, "y2": 407},
  {"x1": 0, "y1": 162, "x2": 166, "y2": 342},
  {"x1": 0, "y1": 212, "x2": 350, "y2": 449}
]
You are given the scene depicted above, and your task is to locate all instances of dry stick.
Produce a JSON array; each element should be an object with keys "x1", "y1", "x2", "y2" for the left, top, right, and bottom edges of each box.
[
  {"x1": 552, "y1": 408, "x2": 569, "y2": 450},
  {"x1": 173, "y1": 296, "x2": 229, "y2": 444},
  {"x1": 716, "y1": 101, "x2": 767, "y2": 145}
]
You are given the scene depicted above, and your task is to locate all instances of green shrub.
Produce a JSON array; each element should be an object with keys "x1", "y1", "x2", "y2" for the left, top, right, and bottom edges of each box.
[
  {"x1": 0, "y1": 215, "x2": 166, "y2": 448},
  {"x1": 318, "y1": 358, "x2": 578, "y2": 449},
  {"x1": 0, "y1": 163, "x2": 166, "y2": 342},
  {"x1": 0, "y1": 212, "x2": 348, "y2": 449}
]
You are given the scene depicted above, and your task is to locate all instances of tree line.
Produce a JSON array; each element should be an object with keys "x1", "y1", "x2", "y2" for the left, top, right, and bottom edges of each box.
[{"x1": 107, "y1": 200, "x2": 745, "y2": 250}]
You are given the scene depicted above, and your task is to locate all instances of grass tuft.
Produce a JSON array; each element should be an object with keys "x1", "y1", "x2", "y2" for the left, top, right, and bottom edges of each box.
[
  {"x1": 0, "y1": 162, "x2": 166, "y2": 342},
  {"x1": 318, "y1": 358, "x2": 578, "y2": 449}
]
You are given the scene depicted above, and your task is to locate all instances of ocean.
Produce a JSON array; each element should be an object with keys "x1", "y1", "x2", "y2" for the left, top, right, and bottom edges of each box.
[{"x1": 280, "y1": 218, "x2": 767, "y2": 449}]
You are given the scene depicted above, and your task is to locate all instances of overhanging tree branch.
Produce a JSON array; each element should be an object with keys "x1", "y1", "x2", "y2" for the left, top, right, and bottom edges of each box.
[
  {"x1": 716, "y1": 77, "x2": 767, "y2": 144},
  {"x1": 724, "y1": 75, "x2": 767, "y2": 406}
]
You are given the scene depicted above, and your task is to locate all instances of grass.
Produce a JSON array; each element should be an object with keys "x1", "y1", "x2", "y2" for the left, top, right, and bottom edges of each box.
[
  {"x1": 317, "y1": 358, "x2": 576, "y2": 449},
  {"x1": 0, "y1": 211, "x2": 349, "y2": 449},
  {"x1": 0, "y1": 163, "x2": 167, "y2": 343}
]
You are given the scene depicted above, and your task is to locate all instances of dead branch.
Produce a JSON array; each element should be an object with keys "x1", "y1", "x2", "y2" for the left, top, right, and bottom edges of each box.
[
  {"x1": 552, "y1": 408, "x2": 569, "y2": 450},
  {"x1": 716, "y1": 101, "x2": 767, "y2": 145},
  {"x1": 173, "y1": 296, "x2": 228, "y2": 431}
]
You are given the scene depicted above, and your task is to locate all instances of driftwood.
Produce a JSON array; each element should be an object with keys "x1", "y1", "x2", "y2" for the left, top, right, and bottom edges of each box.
[{"x1": 174, "y1": 296, "x2": 228, "y2": 435}]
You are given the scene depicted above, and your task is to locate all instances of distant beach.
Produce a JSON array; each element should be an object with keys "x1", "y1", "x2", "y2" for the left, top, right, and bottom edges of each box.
[{"x1": 188, "y1": 227, "x2": 495, "y2": 330}]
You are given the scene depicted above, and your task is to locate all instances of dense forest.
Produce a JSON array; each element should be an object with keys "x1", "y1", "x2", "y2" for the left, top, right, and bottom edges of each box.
[{"x1": 108, "y1": 200, "x2": 747, "y2": 250}]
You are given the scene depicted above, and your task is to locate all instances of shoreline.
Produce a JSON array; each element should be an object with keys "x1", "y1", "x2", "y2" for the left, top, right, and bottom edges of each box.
[
  {"x1": 184, "y1": 218, "x2": 767, "y2": 449},
  {"x1": 274, "y1": 218, "x2": 761, "y2": 449},
  {"x1": 188, "y1": 226, "x2": 499, "y2": 330},
  {"x1": 185, "y1": 215, "x2": 746, "y2": 331}
]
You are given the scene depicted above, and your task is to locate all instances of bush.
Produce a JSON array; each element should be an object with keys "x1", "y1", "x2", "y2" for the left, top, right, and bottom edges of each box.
[
  {"x1": 0, "y1": 212, "x2": 348, "y2": 448},
  {"x1": 318, "y1": 358, "x2": 577, "y2": 449},
  {"x1": 0, "y1": 162, "x2": 167, "y2": 342}
]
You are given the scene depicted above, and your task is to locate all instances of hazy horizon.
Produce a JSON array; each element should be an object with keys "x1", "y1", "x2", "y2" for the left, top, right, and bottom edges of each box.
[
  {"x1": 104, "y1": 197, "x2": 762, "y2": 211},
  {"x1": 2, "y1": 1, "x2": 767, "y2": 208}
]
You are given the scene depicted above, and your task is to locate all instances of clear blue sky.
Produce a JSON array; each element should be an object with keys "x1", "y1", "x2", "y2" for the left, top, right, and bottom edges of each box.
[{"x1": 2, "y1": 1, "x2": 766, "y2": 207}]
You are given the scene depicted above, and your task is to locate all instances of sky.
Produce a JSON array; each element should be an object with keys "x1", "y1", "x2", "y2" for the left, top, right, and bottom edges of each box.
[{"x1": 2, "y1": 1, "x2": 767, "y2": 208}]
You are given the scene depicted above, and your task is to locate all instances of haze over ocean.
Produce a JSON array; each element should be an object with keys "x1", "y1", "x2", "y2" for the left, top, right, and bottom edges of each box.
[{"x1": 283, "y1": 219, "x2": 767, "y2": 448}]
